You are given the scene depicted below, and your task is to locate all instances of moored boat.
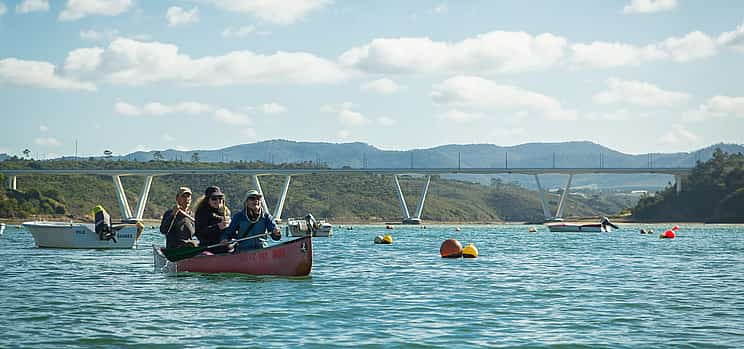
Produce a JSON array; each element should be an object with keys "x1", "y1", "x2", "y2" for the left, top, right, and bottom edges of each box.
[
  {"x1": 286, "y1": 215, "x2": 333, "y2": 237},
  {"x1": 546, "y1": 217, "x2": 619, "y2": 233},
  {"x1": 0, "y1": 222, "x2": 5, "y2": 235},
  {"x1": 22, "y1": 221, "x2": 142, "y2": 248},
  {"x1": 153, "y1": 236, "x2": 313, "y2": 276}
]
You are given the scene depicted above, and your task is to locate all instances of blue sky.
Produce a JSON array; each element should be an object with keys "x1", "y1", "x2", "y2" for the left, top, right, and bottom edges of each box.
[{"x1": 1, "y1": 0, "x2": 743, "y2": 159}]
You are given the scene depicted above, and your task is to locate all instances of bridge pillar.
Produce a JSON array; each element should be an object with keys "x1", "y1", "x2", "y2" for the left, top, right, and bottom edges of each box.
[
  {"x1": 273, "y1": 175, "x2": 292, "y2": 220},
  {"x1": 675, "y1": 175, "x2": 682, "y2": 194},
  {"x1": 555, "y1": 174, "x2": 573, "y2": 219},
  {"x1": 393, "y1": 175, "x2": 411, "y2": 221},
  {"x1": 112, "y1": 175, "x2": 133, "y2": 220},
  {"x1": 251, "y1": 175, "x2": 270, "y2": 213},
  {"x1": 133, "y1": 175, "x2": 154, "y2": 221},
  {"x1": 7, "y1": 176, "x2": 16, "y2": 190},
  {"x1": 534, "y1": 174, "x2": 551, "y2": 220},
  {"x1": 412, "y1": 175, "x2": 431, "y2": 220}
]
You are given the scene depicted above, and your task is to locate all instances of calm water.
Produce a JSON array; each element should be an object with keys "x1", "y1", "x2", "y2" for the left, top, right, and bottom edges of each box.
[{"x1": 0, "y1": 223, "x2": 742, "y2": 348}]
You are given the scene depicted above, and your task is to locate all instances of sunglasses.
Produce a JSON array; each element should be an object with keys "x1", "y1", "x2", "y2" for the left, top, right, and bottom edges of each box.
[
  {"x1": 247, "y1": 196, "x2": 261, "y2": 200},
  {"x1": 210, "y1": 196, "x2": 224, "y2": 201}
]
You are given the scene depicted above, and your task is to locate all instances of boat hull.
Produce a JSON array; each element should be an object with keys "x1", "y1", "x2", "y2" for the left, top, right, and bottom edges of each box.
[
  {"x1": 547, "y1": 223, "x2": 609, "y2": 233},
  {"x1": 22, "y1": 221, "x2": 139, "y2": 249},
  {"x1": 153, "y1": 236, "x2": 312, "y2": 276}
]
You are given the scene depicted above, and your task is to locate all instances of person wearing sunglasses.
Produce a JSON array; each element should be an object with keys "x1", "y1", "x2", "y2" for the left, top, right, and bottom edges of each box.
[
  {"x1": 219, "y1": 189, "x2": 281, "y2": 252},
  {"x1": 194, "y1": 186, "x2": 231, "y2": 253}
]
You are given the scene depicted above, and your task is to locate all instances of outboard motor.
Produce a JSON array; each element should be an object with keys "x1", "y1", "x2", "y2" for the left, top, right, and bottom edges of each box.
[
  {"x1": 92, "y1": 205, "x2": 116, "y2": 242},
  {"x1": 304, "y1": 213, "x2": 318, "y2": 234},
  {"x1": 600, "y1": 216, "x2": 619, "y2": 231}
]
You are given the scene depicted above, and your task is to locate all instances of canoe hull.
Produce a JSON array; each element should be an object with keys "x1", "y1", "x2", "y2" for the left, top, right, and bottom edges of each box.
[
  {"x1": 22, "y1": 221, "x2": 139, "y2": 249},
  {"x1": 154, "y1": 236, "x2": 312, "y2": 276}
]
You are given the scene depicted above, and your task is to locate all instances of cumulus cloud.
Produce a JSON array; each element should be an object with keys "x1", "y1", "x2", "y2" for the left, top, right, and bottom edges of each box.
[
  {"x1": 340, "y1": 31, "x2": 567, "y2": 75},
  {"x1": 686, "y1": 96, "x2": 744, "y2": 120},
  {"x1": 80, "y1": 28, "x2": 120, "y2": 42},
  {"x1": 718, "y1": 22, "x2": 744, "y2": 52},
  {"x1": 0, "y1": 58, "x2": 96, "y2": 91},
  {"x1": 659, "y1": 124, "x2": 699, "y2": 146},
  {"x1": 322, "y1": 102, "x2": 370, "y2": 125},
  {"x1": 222, "y1": 25, "x2": 256, "y2": 38},
  {"x1": 35, "y1": 137, "x2": 60, "y2": 146},
  {"x1": 213, "y1": 108, "x2": 251, "y2": 125},
  {"x1": 114, "y1": 101, "x2": 213, "y2": 116},
  {"x1": 623, "y1": 0, "x2": 677, "y2": 14},
  {"x1": 660, "y1": 31, "x2": 717, "y2": 62},
  {"x1": 16, "y1": 0, "x2": 49, "y2": 13},
  {"x1": 72, "y1": 38, "x2": 349, "y2": 86},
  {"x1": 431, "y1": 75, "x2": 577, "y2": 120},
  {"x1": 0, "y1": 3, "x2": 6, "y2": 16},
  {"x1": 262, "y1": 102, "x2": 286, "y2": 114},
  {"x1": 59, "y1": 0, "x2": 133, "y2": 21},
  {"x1": 361, "y1": 78, "x2": 401, "y2": 94},
  {"x1": 208, "y1": 0, "x2": 330, "y2": 25},
  {"x1": 593, "y1": 77, "x2": 689, "y2": 107},
  {"x1": 64, "y1": 47, "x2": 104, "y2": 72},
  {"x1": 166, "y1": 6, "x2": 199, "y2": 27}
]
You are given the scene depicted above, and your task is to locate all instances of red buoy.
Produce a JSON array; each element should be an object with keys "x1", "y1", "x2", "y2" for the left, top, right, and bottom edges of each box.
[
  {"x1": 440, "y1": 239, "x2": 463, "y2": 258},
  {"x1": 672, "y1": 225, "x2": 680, "y2": 231},
  {"x1": 662, "y1": 230, "x2": 675, "y2": 239}
]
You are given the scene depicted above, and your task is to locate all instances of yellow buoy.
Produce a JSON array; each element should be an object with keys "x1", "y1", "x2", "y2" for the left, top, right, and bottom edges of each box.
[
  {"x1": 382, "y1": 234, "x2": 393, "y2": 244},
  {"x1": 462, "y1": 243, "x2": 478, "y2": 258}
]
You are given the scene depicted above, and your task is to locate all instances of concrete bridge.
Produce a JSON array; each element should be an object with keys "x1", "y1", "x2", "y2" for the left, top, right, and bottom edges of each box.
[{"x1": 2, "y1": 167, "x2": 693, "y2": 223}]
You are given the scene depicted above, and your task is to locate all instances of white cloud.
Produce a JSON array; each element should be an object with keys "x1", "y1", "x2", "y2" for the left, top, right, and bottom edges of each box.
[
  {"x1": 262, "y1": 102, "x2": 286, "y2": 114},
  {"x1": 35, "y1": 137, "x2": 61, "y2": 146},
  {"x1": 114, "y1": 101, "x2": 140, "y2": 115},
  {"x1": 80, "y1": 29, "x2": 120, "y2": 42},
  {"x1": 59, "y1": 0, "x2": 133, "y2": 21},
  {"x1": 114, "y1": 101, "x2": 213, "y2": 116},
  {"x1": 440, "y1": 109, "x2": 483, "y2": 123},
  {"x1": 687, "y1": 96, "x2": 744, "y2": 120},
  {"x1": 85, "y1": 38, "x2": 349, "y2": 86},
  {"x1": 39, "y1": 125, "x2": 49, "y2": 132},
  {"x1": 208, "y1": 0, "x2": 331, "y2": 25},
  {"x1": 222, "y1": 26, "x2": 256, "y2": 38},
  {"x1": 166, "y1": 6, "x2": 199, "y2": 27},
  {"x1": 431, "y1": 75, "x2": 577, "y2": 120},
  {"x1": 213, "y1": 108, "x2": 251, "y2": 125},
  {"x1": 377, "y1": 116, "x2": 396, "y2": 126},
  {"x1": 361, "y1": 78, "x2": 401, "y2": 95},
  {"x1": 16, "y1": 0, "x2": 49, "y2": 13},
  {"x1": 322, "y1": 102, "x2": 370, "y2": 125},
  {"x1": 593, "y1": 77, "x2": 689, "y2": 107},
  {"x1": 0, "y1": 58, "x2": 96, "y2": 91},
  {"x1": 659, "y1": 124, "x2": 699, "y2": 146},
  {"x1": 718, "y1": 22, "x2": 744, "y2": 52},
  {"x1": 64, "y1": 47, "x2": 103, "y2": 72},
  {"x1": 660, "y1": 31, "x2": 717, "y2": 62},
  {"x1": 623, "y1": 0, "x2": 677, "y2": 14},
  {"x1": 0, "y1": 3, "x2": 6, "y2": 16},
  {"x1": 340, "y1": 31, "x2": 567, "y2": 75}
]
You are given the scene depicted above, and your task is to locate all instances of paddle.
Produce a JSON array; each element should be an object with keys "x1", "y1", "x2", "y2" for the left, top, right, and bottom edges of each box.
[{"x1": 162, "y1": 232, "x2": 268, "y2": 262}]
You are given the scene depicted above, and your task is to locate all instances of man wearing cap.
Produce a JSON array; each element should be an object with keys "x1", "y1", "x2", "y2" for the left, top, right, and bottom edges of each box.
[
  {"x1": 219, "y1": 189, "x2": 281, "y2": 252},
  {"x1": 159, "y1": 186, "x2": 198, "y2": 248}
]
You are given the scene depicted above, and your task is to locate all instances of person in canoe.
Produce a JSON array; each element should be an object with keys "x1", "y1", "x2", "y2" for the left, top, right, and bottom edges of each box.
[
  {"x1": 160, "y1": 186, "x2": 198, "y2": 248},
  {"x1": 194, "y1": 186, "x2": 231, "y2": 253},
  {"x1": 219, "y1": 189, "x2": 281, "y2": 252}
]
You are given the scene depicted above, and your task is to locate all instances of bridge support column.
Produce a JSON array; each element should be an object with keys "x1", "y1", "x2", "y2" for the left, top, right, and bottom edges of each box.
[
  {"x1": 7, "y1": 176, "x2": 16, "y2": 190},
  {"x1": 555, "y1": 174, "x2": 573, "y2": 219},
  {"x1": 412, "y1": 175, "x2": 431, "y2": 221},
  {"x1": 112, "y1": 175, "x2": 133, "y2": 220},
  {"x1": 251, "y1": 175, "x2": 269, "y2": 212},
  {"x1": 133, "y1": 175, "x2": 154, "y2": 221},
  {"x1": 534, "y1": 174, "x2": 551, "y2": 220},
  {"x1": 273, "y1": 176, "x2": 292, "y2": 220},
  {"x1": 675, "y1": 175, "x2": 682, "y2": 194},
  {"x1": 393, "y1": 175, "x2": 411, "y2": 221}
]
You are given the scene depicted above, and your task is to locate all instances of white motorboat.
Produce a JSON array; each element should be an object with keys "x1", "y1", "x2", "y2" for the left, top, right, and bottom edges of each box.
[
  {"x1": 286, "y1": 214, "x2": 333, "y2": 237},
  {"x1": 546, "y1": 217, "x2": 619, "y2": 233},
  {"x1": 0, "y1": 222, "x2": 5, "y2": 235},
  {"x1": 22, "y1": 221, "x2": 143, "y2": 248}
]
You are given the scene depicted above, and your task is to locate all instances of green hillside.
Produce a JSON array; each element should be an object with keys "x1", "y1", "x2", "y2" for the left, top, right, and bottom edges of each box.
[
  {"x1": 632, "y1": 148, "x2": 744, "y2": 222},
  {"x1": 1, "y1": 159, "x2": 635, "y2": 222}
]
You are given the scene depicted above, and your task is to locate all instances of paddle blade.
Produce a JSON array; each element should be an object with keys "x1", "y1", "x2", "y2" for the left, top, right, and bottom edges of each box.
[{"x1": 162, "y1": 245, "x2": 206, "y2": 262}]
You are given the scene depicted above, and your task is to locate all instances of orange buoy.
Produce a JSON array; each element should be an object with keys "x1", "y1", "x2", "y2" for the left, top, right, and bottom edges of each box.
[
  {"x1": 660, "y1": 230, "x2": 675, "y2": 239},
  {"x1": 672, "y1": 225, "x2": 680, "y2": 231},
  {"x1": 440, "y1": 239, "x2": 463, "y2": 258}
]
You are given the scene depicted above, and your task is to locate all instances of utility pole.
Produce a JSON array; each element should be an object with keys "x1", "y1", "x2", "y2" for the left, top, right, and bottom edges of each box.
[
  {"x1": 505, "y1": 152, "x2": 508, "y2": 169},
  {"x1": 458, "y1": 151, "x2": 461, "y2": 169},
  {"x1": 552, "y1": 152, "x2": 555, "y2": 168}
]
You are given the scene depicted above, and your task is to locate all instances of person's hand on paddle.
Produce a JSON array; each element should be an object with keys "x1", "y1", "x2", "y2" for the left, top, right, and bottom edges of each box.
[
  {"x1": 219, "y1": 239, "x2": 236, "y2": 253},
  {"x1": 182, "y1": 239, "x2": 199, "y2": 247},
  {"x1": 271, "y1": 226, "x2": 281, "y2": 241},
  {"x1": 217, "y1": 220, "x2": 229, "y2": 230}
]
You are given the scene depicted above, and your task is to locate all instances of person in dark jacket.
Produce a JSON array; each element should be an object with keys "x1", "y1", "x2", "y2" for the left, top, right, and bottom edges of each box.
[
  {"x1": 220, "y1": 189, "x2": 281, "y2": 252},
  {"x1": 160, "y1": 186, "x2": 197, "y2": 248},
  {"x1": 194, "y1": 186, "x2": 231, "y2": 253}
]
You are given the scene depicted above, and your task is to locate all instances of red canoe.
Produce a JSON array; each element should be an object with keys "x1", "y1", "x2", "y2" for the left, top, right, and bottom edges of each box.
[{"x1": 153, "y1": 236, "x2": 312, "y2": 276}]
